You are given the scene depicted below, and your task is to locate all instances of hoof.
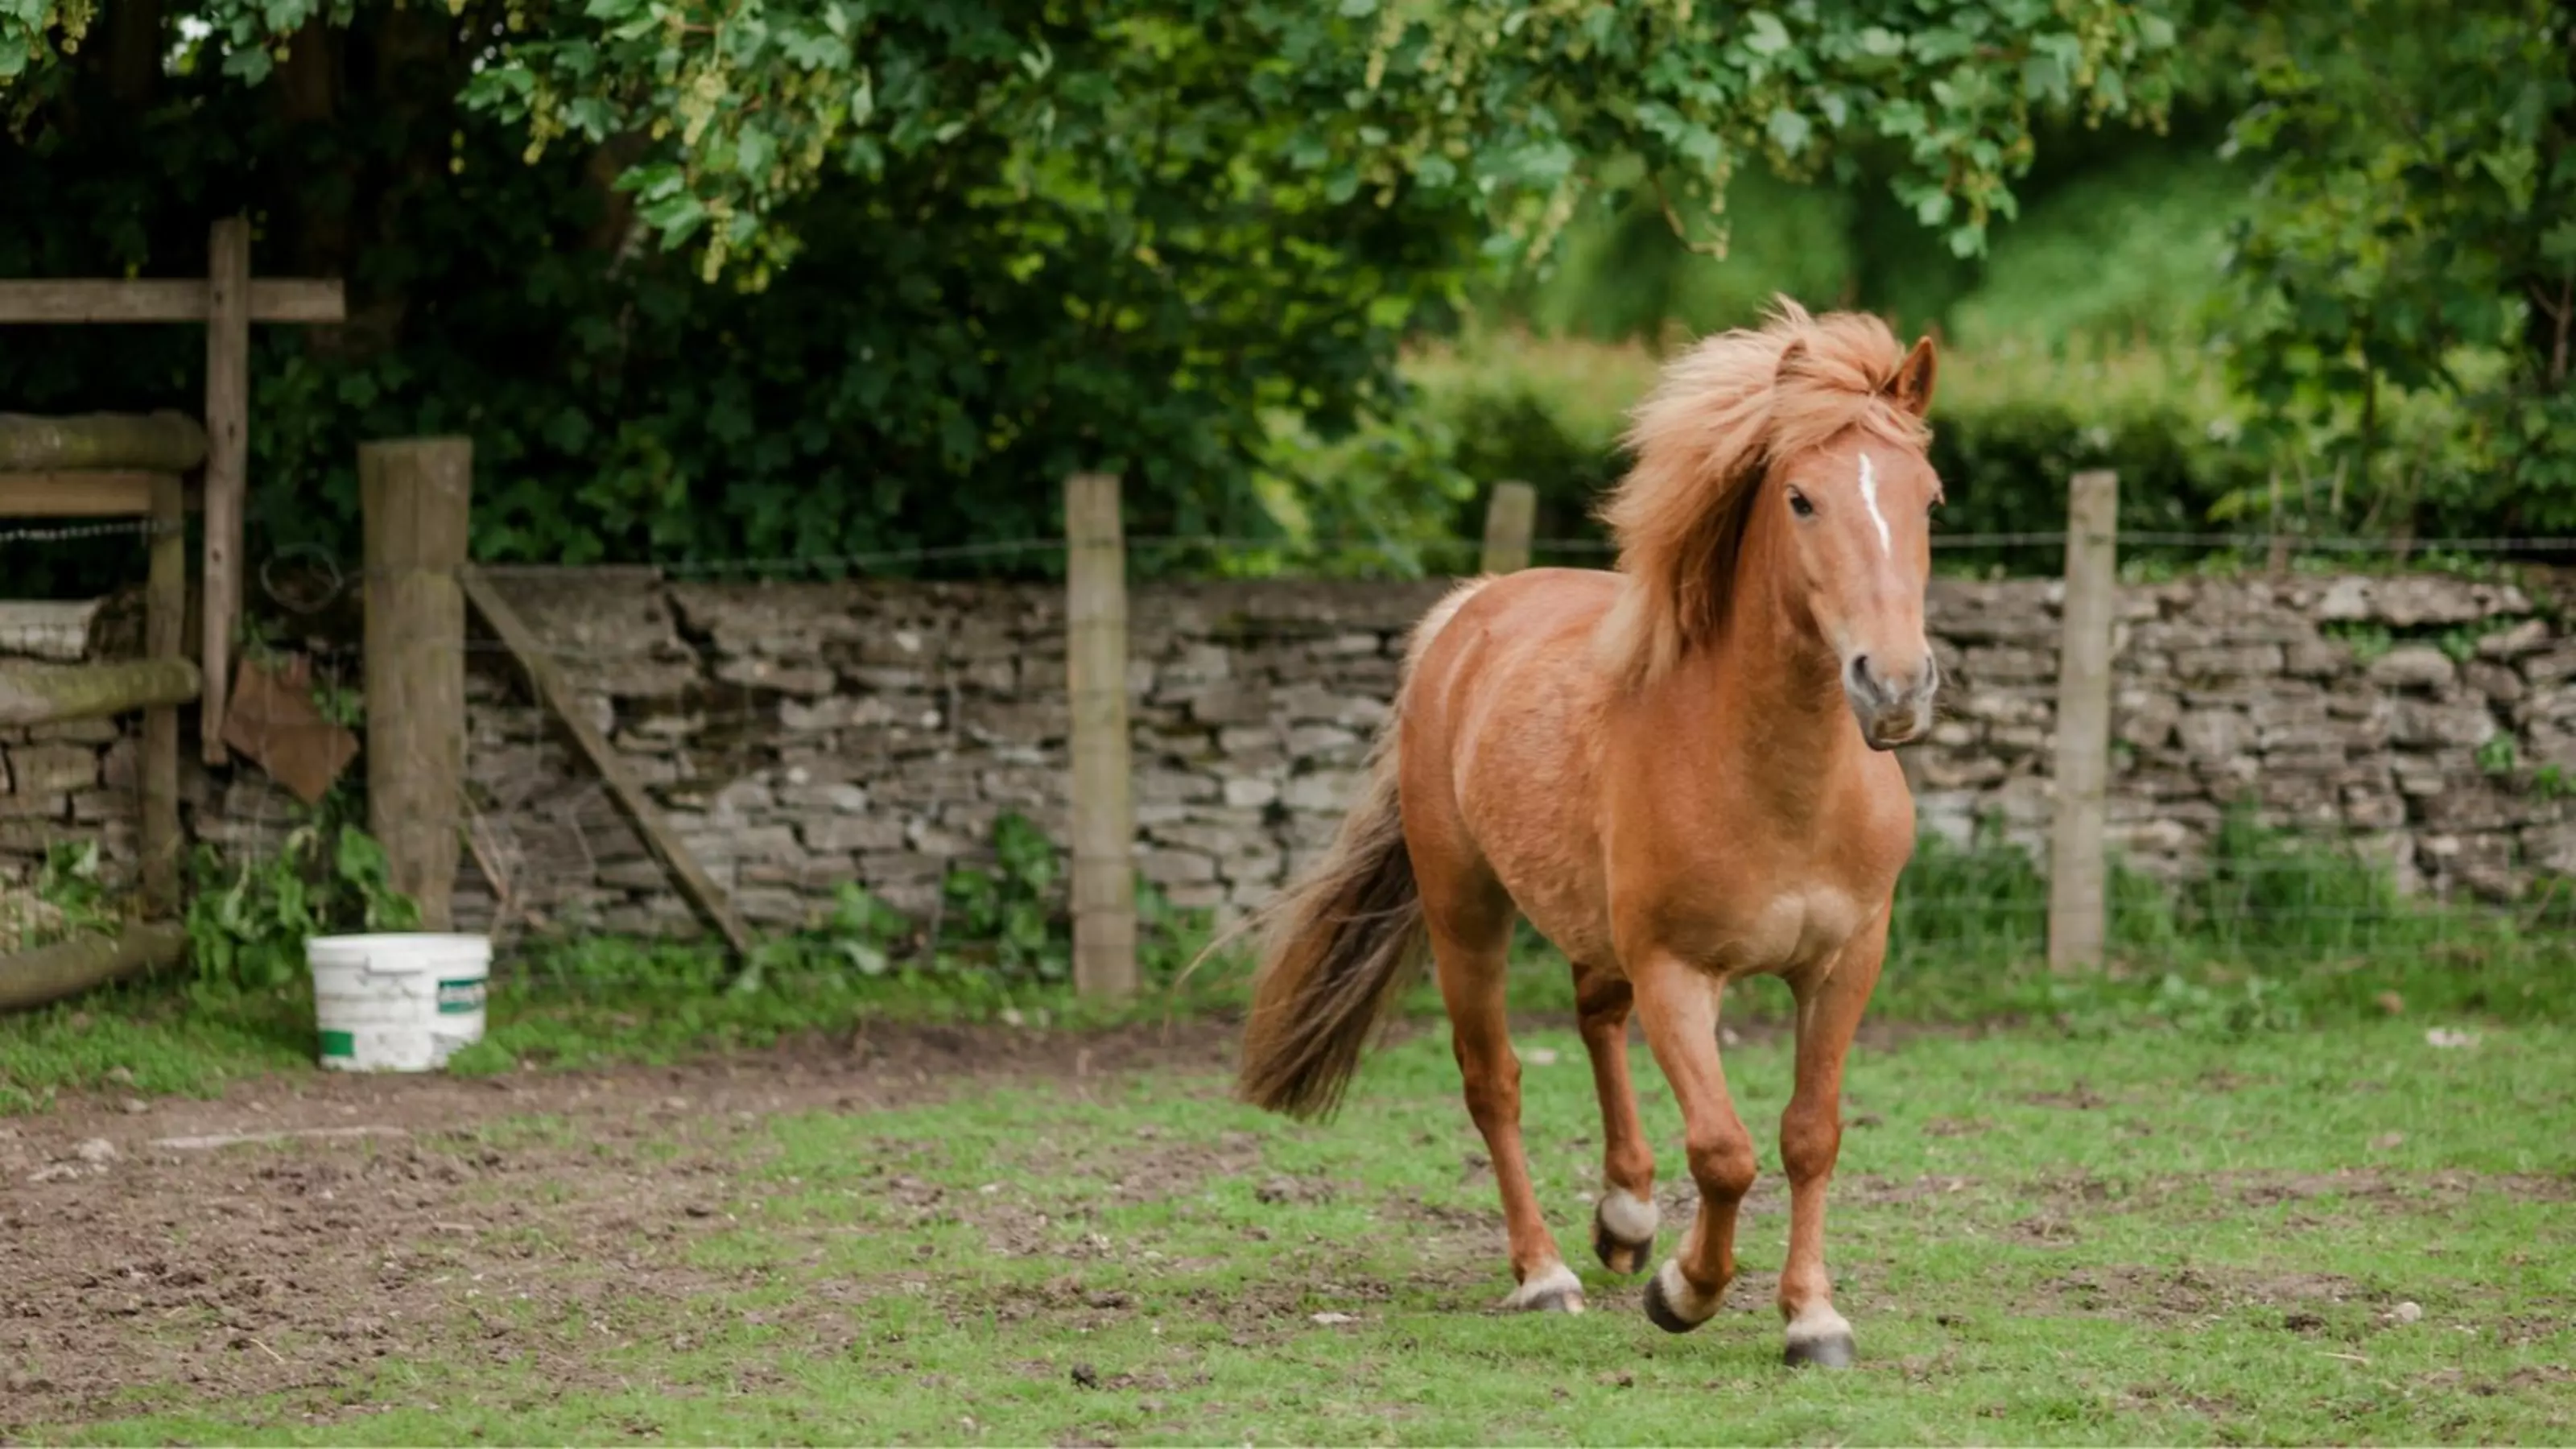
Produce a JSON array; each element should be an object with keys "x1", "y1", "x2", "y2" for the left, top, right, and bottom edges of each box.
[
  {"x1": 1505, "y1": 1263, "x2": 1587, "y2": 1315},
  {"x1": 1641, "y1": 1262, "x2": 1713, "y2": 1335},
  {"x1": 1783, "y1": 1331, "x2": 1858, "y2": 1369},
  {"x1": 1591, "y1": 1208, "x2": 1654, "y2": 1276}
]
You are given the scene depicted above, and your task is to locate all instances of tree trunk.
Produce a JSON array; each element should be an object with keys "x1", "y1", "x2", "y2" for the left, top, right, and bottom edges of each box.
[
  {"x1": 105, "y1": 0, "x2": 165, "y2": 107},
  {"x1": 275, "y1": 16, "x2": 353, "y2": 280},
  {"x1": 0, "y1": 413, "x2": 208, "y2": 473},
  {"x1": 0, "y1": 924, "x2": 188, "y2": 1013},
  {"x1": 0, "y1": 658, "x2": 202, "y2": 726}
]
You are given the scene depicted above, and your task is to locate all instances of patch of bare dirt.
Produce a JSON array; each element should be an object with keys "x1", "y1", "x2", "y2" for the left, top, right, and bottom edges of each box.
[
  {"x1": 2421, "y1": 1364, "x2": 2576, "y2": 1393},
  {"x1": 1839, "y1": 1173, "x2": 1982, "y2": 1206},
  {"x1": 2006, "y1": 1212, "x2": 2081, "y2": 1246},
  {"x1": 0, "y1": 1018, "x2": 1238, "y2": 1433},
  {"x1": 2120, "y1": 1383, "x2": 2252, "y2": 1420},
  {"x1": 2229, "y1": 1166, "x2": 2576, "y2": 1210},
  {"x1": 1022, "y1": 1125, "x2": 1270, "y2": 1208},
  {"x1": 2038, "y1": 1264, "x2": 2375, "y2": 1327},
  {"x1": 1977, "y1": 1166, "x2": 2574, "y2": 1228}
]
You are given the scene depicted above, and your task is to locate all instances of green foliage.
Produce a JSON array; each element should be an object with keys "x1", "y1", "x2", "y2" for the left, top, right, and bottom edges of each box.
[
  {"x1": 446, "y1": 0, "x2": 2182, "y2": 278},
  {"x1": 2479, "y1": 734, "x2": 2520, "y2": 777},
  {"x1": 1943, "y1": 147, "x2": 2246, "y2": 349},
  {"x1": 1889, "y1": 814, "x2": 2049, "y2": 965},
  {"x1": 1922, "y1": 389, "x2": 2260, "y2": 574},
  {"x1": 2322, "y1": 621, "x2": 2396, "y2": 663},
  {"x1": 722, "y1": 811, "x2": 1216, "y2": 998},
  {"x1": 1348, "y1": 331, "x2": 2256, "y2": 577},
  {"x1": 182, "y1": 815, "x2": 422, "y2": 992},
  {"x1": 1501, "y1": 126, "x2": 2248, "y2": 355},
  {"x1": 1890, "y1": 798, "x2": 2528, "y2": 979},
  {"x1": 1501, "y1": 169, "x2": 1862, "y2": 345},
  {"x1": 934, "y1": 812, "x2": 1066, "y2": 982},
  {"x1": 2, "y1": 840, "x2": 122, "y2": 958},
  {"x1": 27, "y1": 840, "x2": 116, "y2": 940},
  {"x1": 1249, "y1": 405, "x2": 1486, "y2": 579},
  {"x1": 2, "y1": 0, "x2": 2184, "y2": 581},
  {"x1": 2181, "y1": 802, "x2": 2416, "y2": 957},
  {"x1": 2218, "y1": 0, "x2": 2576, "y2": 541}
]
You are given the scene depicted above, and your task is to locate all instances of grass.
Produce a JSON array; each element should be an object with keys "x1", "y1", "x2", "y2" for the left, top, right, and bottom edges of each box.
[
  {"x1": 0, "y1": 936, "x2": 1250, "y2": 1113},
  {"x1": 7, "y1": 812, "x2": 2570, "y2": 1112},
  {"x1": 19, "y1": 1014, "x2": 2575, "y2": 1444},
  {"x1": 7, "y1": 819, "x2": 2572, "y2": 1442},
  {"x1": 5, "y1": 919, "x2": 2564, "y2": 1117}
]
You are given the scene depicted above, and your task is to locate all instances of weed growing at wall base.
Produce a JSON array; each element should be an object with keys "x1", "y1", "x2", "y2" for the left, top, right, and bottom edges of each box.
[
  {"x1": 182, "y1": 819, "x2": 419, "y2": 993},
  {"x1": 726, "y1": 811, "x2": 1224, "y2": 996},
  {"x1": 1870, "y1": 805, "x2": 2569, "y2": 1034}
]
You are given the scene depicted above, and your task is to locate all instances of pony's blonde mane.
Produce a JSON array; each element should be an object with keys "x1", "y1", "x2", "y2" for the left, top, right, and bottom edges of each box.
[{"x1": 1595, "y1": 296, "x2": 1932, "y2": 688}]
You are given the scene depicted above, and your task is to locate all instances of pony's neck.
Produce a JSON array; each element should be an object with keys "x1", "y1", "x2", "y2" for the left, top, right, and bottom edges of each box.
[{"x1": 1693, "y1": 497, "x2": 1857, "y2": 816}]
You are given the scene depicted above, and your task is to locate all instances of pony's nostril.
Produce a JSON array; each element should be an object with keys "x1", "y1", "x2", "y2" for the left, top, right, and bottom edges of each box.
[{"x1": 1848, "y1": 654, "x2": 1872, "y2": 690}]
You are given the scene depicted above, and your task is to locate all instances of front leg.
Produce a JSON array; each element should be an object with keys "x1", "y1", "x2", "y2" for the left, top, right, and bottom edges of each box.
[
  {"x1": 1627, "y1": 955, "x2": 1756, "y2": 1334},
  {"x1": 1774, "y1": 912, "x2": 1887, "y2": 1368}
]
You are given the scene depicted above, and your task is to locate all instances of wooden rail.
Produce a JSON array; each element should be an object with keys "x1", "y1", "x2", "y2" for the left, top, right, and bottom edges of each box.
[
  {"x1": 0, "y1": 923, "x2": 188, "y2": 1013},
  {"x1": 461, "y1": 566, "x2": 758, "y2": 960},
  {"x1": 0, "y1": 219, "x2": 348, "y2": 760},
  {"x1": 0, "y1": 279, "x2": 345, "y2": 324},
  {"x1": 0, "y1": 658, "x2": 203, "y2": 727}
]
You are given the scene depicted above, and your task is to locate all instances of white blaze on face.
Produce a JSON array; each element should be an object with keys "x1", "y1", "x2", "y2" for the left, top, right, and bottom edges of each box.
[{"x1": 1858, "y1": 452, "x2": 1893, "y2": 559}]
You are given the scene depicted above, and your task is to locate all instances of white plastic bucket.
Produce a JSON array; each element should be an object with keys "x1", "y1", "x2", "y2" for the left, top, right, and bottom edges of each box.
[{"x1": 307, "y1": 933, "x2": 492, "y2": 1073}]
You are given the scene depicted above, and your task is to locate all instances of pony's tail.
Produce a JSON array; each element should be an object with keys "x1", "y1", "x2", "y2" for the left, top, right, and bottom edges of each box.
[
  {"x1": 1232, "y1": 579, "x2": 1486, "y2": 1121},
  {"x1": 1234, "y1": 720, "x2": 1425, "y2": 1121}
]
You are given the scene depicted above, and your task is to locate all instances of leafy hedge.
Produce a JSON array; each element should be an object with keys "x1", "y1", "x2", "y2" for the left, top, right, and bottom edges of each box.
[
  {"x1": 1925, "y1": 397, "x2": 2264, "y2": 575},
  {"x1": 1358, "y1": 349, "x2": 2264, "y2": 576}
]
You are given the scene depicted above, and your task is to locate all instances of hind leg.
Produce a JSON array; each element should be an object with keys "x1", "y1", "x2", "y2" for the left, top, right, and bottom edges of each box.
[
  {"x1": 1575, "y1": 963, "x2": 1657, "y2": 1274},
  {"x1": 1426, "y1": 875, "x2": 1582, "y2": 1314}
]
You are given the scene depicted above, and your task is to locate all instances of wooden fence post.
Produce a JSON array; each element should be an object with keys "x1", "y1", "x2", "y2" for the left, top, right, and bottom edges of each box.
[
  {"x1": 361, "y1": 439, "x2": 471, "y2": 932},
  {"x1": 1065, "y1": 472, "x2": 1137, "y2": 998},
  {"x1": 2266, "y1": 470, "x2": 2290, "y2": 577},
  {"x1": 1480, "y1": 481, "x2": 1537, "y2": 576},
  {"x1": 200, "y1": 217, "x2": 250, "y2": 765},
  {"x1": 140, "y1": 472, "x2": 186, "y2": 915},
  {"x1": 2048, "y1": 469, "x2": 2119, "y2": 971}
]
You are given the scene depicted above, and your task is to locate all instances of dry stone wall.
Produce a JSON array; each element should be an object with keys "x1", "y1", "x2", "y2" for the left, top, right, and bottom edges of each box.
[
  {"x1": 1912, "y1": 571, "x2": 2574, "y2": 902},
  {"x1": 6, "y1": 567, "x2": 2573, "y2": 935},
  {"x1": 434, "y1": 571, "x2": 1451, "y2": 938}
]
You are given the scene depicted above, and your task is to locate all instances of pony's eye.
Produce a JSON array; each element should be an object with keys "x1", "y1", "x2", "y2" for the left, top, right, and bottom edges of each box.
[{"x1": 1787, "y1": 490, "x2": 1815, "y2": 519}]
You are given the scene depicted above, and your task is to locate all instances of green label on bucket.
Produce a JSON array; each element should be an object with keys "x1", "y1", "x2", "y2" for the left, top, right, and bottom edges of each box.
[
  {"x1": 436, "y1": 978, "x2": 486, "y2": 1015},
  {"x1": 320, "y1": 1030, "x2": 355, "y2": 1059}
]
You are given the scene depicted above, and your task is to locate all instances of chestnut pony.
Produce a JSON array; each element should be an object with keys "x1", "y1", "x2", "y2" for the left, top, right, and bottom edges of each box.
[{"x1": 1235, "y1": 299, "x2": 1942, "y2": 1368}]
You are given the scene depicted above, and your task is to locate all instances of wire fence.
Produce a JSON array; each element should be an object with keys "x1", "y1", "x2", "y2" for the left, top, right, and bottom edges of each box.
[{"x1": 2, "y1": 514, "x2": 2572, "y2": 985}]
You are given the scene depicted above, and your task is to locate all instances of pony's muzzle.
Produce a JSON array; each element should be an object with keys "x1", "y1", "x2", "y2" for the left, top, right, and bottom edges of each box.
[{"x1": 1843, "y1": 652, "x2": 1938, "y2": 750}]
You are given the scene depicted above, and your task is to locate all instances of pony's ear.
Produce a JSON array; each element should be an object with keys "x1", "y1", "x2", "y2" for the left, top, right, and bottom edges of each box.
[
  {"x1": 1773, "y1": 336, "x2": 1810, "y2": 384},
  {"x1": 1887, "y1": 335, "x2": 1938, "y2": 417}
]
